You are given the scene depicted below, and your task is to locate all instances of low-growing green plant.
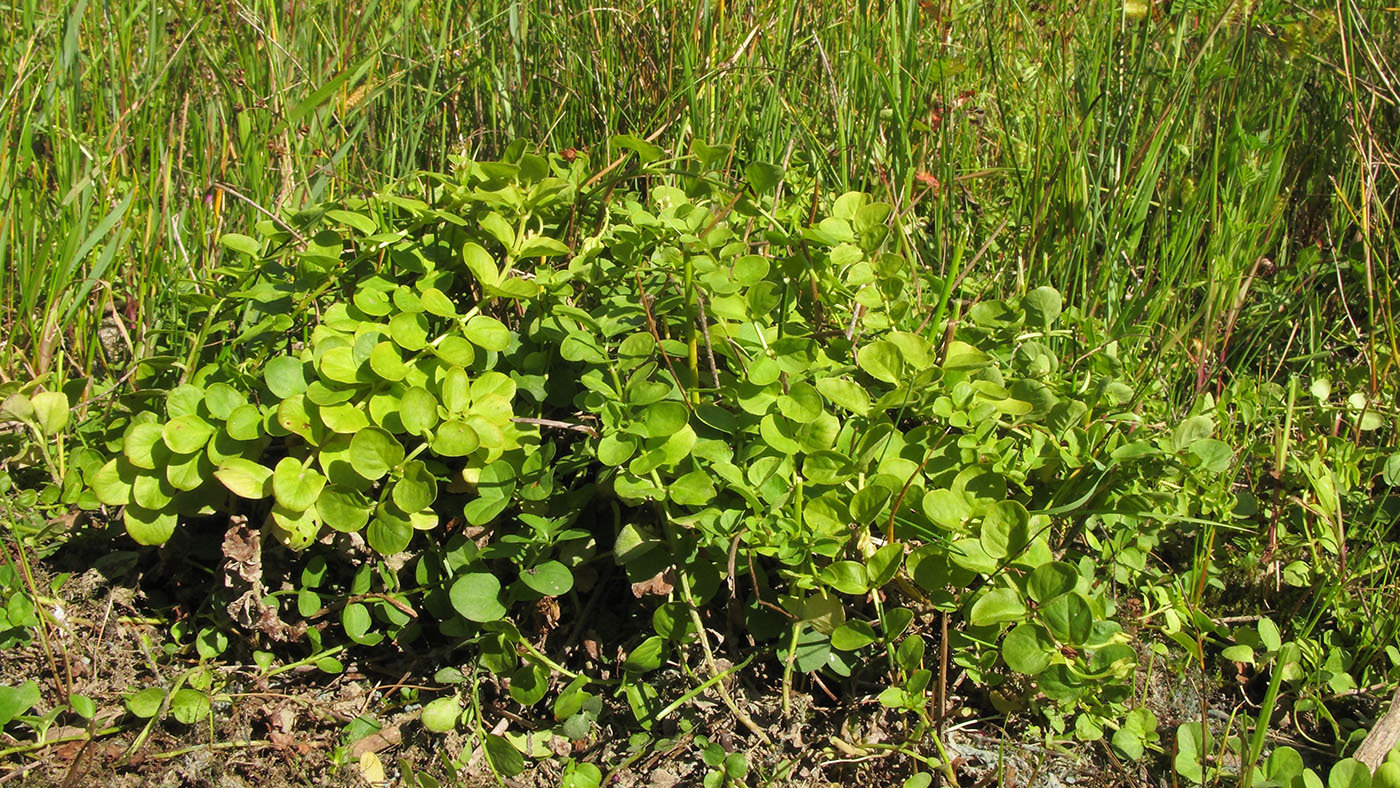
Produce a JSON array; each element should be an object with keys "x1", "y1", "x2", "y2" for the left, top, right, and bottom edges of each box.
[{"x1": 52, "y1": 143, "x2": 1201, "y2": 756}]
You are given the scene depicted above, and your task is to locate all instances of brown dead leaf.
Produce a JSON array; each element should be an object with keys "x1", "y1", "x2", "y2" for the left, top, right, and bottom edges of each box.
[
  {"x1": 349, "y1": 724, "x2": 402, "y2": 759},
  {"x1": 268, "y1": 730, "x2": 311, "y2": 756},
  {"x1": 630, "y1": 567, "x2": 675, "y2": 598},
  {"x1": 221, "y1": 516, "x2": 260, "y2": 582},
  {"x1": 532, "y1": 597, "x2": 561, "y2": 632},
  {"x1": 258, "y1": 703, "x2": 297, "y2": 735},
  {"x1": 222, "y1": 517, "x2": 304, "y2": 641}
]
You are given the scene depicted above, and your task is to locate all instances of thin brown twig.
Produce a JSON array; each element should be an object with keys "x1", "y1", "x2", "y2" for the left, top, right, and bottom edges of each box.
[
  {"x1": 693, "y1": 290, "x2": 722, "y2": 390},
  {"x1": 635, "y1": 273, "x2": 692, "y2": 407},
  {"x1": 212, "y1": 182, "x2": 307, "y2": 243},
  {"x1": 510, "y1": 416, "x2": 598, "y2": 438}
]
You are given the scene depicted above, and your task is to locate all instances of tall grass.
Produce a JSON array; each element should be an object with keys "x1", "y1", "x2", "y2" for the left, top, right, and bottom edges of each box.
[{"x1": 1, "y1": 0, "x2": 1395, "y2": 409}]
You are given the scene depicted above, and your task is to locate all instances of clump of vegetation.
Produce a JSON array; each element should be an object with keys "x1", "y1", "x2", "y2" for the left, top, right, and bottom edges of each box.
[{"x1": 1, "y1": 0, "x2": 1398, "y2": 786}]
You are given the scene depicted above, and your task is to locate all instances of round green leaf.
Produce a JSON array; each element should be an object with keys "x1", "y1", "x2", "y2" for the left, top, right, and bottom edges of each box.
[
  {"x1": 123, "y1": 505, "x2": 177, "y2": 546},
  {"x1": 131, "y1": 474, "x2": 174, "y2": 510},
  {"x1": 434, "y1": 335, "x2": 476, "y2": 367},
  {"x1": 850, "y1": 486, "x2": 892, "y2": 525},
  {"x1": 225, "y1": 404, "x2": 263, "y2": 441},
  {"x1": 519, "y1": 560, "x2": 573, "y2": 597},
  {"x1": 1023, "y1": 286, "x2": 1063, "y2": 328},
  {"x1": 815, "y1": 377, "x2": 870, "y2": 416},
  {"x1": 368, "y1": 390, "x2": 405, "y2": 430},
  {"x1": 802, "y1": 451, "x2": 851, "y2": 485},
  {"x1": 68, "y1": 693, "x2": 96, "y2": 720},
  {"x1": 218, "y1": 232, "x2": 260, "y2": 256},
  {"x1": 369, "y1": 341, "x2": 407, "y2": 381},
  {"x1": 1040, "y1": 592, "x2": 1093, "y2": 646},
  {"x1": 1027, "y1": 562, "x2": 1078, "y2": 603},
  {"x1": 921, "y1": 488, "x2": 968, "y2": 529},
  {"x1": 400, "y1": 387, "x2": 440, "y2": 435},
  {"x1": 0, "y1": 392, "x2": 33, "y2": 422},
  {"x1": 430, "y1": 419, "x2": 479, "y2": 457},
  {"x1": 857, "y1": 341, "x2": 903, "y2": 384},
  {"x1": 1171, "y1": 415, "x2": 1214, "y2": 452},
  {"x1": 393, "y1": 285, "x2": 423, "y2": 313},
  {"x1": 167, "y1": 385, "x2": 205, "y2": 417},
  {"x1": 462, "y1": 495, "x2": 511, "y2": 526},
  {"x1": 831, "y1": 621, "x2": 877, "y2": 651},
  {"x1": 1373, "y1": 762, "x2": 1400, "y2": 788},
  {"x1": 623, "y1": 635, "x2": 667, "y2": 673},
  {"x1": 29, "y1": 391, "x2": 69, "y2": 436},
  {"x1": 421, "y1": 287, "x2": 456, "y2": 318},
  {"x1": 389, "y1": 312, "x2": 429, "y2": 351},
  {"x1": 471, "y1": 371, "x2": 516, "y2": 402},
  {"x1": 1329, "y1": 760, "x2": 1373, "y2": 788},
  {"x1": 349, "y1": 427, "x2": 404, "y2": 480},
  {"x1": 276, "y1": 395, "x2": 315, "y2": 441},
  {"x1": 627, "y1": 380, "x2": 669, "y2": 405},
  {"x1": 969, "y1": 586, "x2": 1027, "y2": 626},
  {"x1": 165, "y1": 452, "x2": 208, "y2": 491},
  {"x1": 318, "y1": 346, "x2": 363, "y2": 385},
  {"x1": 820, "y1": 561, "x2": 869, "y2": 595},
  {"x1": 273, "y1": 457, "x2": 326, "y2": 511},
  {"x1": 949, "y1": 536, "x2": 997, "y2": 575},
  {"x1": 391, "y1": 461, "x2": 438, "y2": 513},
  {"x1": 305, "y1": 381, "x2": 355, "y2": 406},
  {"x1": 758, "y1": 414, "x2": 800, "y2": 455},
  {"x1": 124, "y1": 687, "x2": 166, "y2": 718},
  {"x1": 777, "y1": 382, "x2": 824, "y2": 423},
  {"x1": 341, "y1": 602, "x2": 375, "y2": 644},
  {"x1": 731, "y1": 255, "x2": 769, "y2": 286},
  {"x1": 270, "y1": 503, "x2": 322, "y2": 550},
  {"x1": 264, "y1": 355, "x2": 308, "y2": 398},
  {"x1": 353, "y1": 285, "x2": 392, "y2": 316},
  {"x1": 1190, "y1": 439, "x2": 1233, "y2": 473},
  {"x1": 943, "y1": 340, "x2": 992, "y2": 372},
  {"x1": 747, "y1": 356, "x2": 781, "y2": 386},
  {"x1": 596, "y1": 433, "x2": 638, "y2": 466},
  {"x1": 1264, "y1": 746, "x2": 1305, "y2": 784},
  {"x1": 642, "y1": 401, "x2": 688, "y2": 438},
  {"x1": 464, "y1": 315, "x2": 510, "y2": 351},
  {"x1": 508, "y1": 663, "x2": 549, "y2": 707},
  {"x1": 1382, "y1": 453, "x2": 1400, "y2": 487},
  {"x1": 667, "y1": 469, "x2": 715, "y2": 507},
  {"x1": 1002, "y1": 622, "x2": 1054, "y2": 675},
  {"x1": 450, "y1": 572, "x2": 506, "y2": 622},
  {"x1": 318, "y1": 402, "x2": 369, "y2": 434},
  {"x1": 867, "y1": 543, "x2": 904, "y2": 589},
  {"x1": 123, "y1": 423, "x2": 166, "y2": 469},
  {"x1": 980, "y1": 500, "x2": 1031, "y2": 559},
  {"x1": 91, "y1": 458, "x2": 135, "y2": 506},
  {"x1": 440, "y1": 366, "x2": 469, "y2": 413},
  {"x1": 169, "y1": 689, "x2": 210, "y2": 724},
  {"x1": 367, "y1": 514, "x2": 413, "y2": 555},
  {"x1": 204, "y1": 383, "x2": 246, "y2": 420},
  {"x1": 483, "y1": 733, "x2": 526, "y2": 778},
  {"x1": 317, "y1": 485, "x2": 372, "y2": 532}
]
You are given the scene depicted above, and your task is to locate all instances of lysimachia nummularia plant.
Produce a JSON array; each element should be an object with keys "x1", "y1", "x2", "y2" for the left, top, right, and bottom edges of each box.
[{"x1": 71, "y1": 139, "x2": 1215, "y2": 751}]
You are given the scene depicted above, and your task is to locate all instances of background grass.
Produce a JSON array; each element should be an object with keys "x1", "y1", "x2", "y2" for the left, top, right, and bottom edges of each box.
[
  {"x1": 3, "y1": 0, "x2": 1394, "y2": 403},
  {"x1": 1, "y1": 0, "x2": 1398, "y2": 776}
]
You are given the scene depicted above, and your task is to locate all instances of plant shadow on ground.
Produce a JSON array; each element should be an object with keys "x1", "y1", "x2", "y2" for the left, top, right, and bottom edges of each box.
[{"x1": 1, "y1": 533, "x2": 1134, "y2": 788}]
